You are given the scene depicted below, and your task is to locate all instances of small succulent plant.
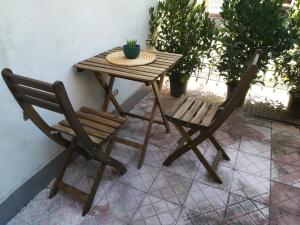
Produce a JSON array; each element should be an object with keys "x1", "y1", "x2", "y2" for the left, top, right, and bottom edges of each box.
[{"x1": 127, "y1": 39, "x2": 138, "y2": 48}]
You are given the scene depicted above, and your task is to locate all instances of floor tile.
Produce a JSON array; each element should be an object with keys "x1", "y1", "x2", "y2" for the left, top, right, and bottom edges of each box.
[
  {"x1": 242, "y1": 124, "x2": 272, "y2": 142},
  {"x1": 204, "y1": 143, "x2": 238, "y2": 169},
  {"x1": 164, "y1": 150, "x2": 200, "y2": 180},
  {"x1": 245, "y1": 116, "x2": 272, "y2": 129},
  {"x1": 271, "y1": 144, "x2": 300, "y2": 167},
  {"x1": 231, "y1": 170, "x2": 270, "y2": 205},
  {"x1": 184, "y1": 181, "x2": 229, "y2": 215},
  {"x1": 271, "y1": 160, "x2": 300, "y2": 188},
  {"x1": 132, "y1": 144, "x2": 169, "y2": 168},
  {"x1": 239, "y1": 137, "x2": 271, "y2": 158},
  {"x1": 269, "y1": 208, "x2": 300, "y2": 225},
  {"x1": 60, "y1": 156, "x2": 90, "y2": 187},
  {"x1": 270, "y1": 181, "x2": 300, "y2": 216},
  {"x1": 223, "y1": 193, "x2": 269, "y2": 225},
  {"x1": 10, "y1": 189, "x2": 57, "y2": 225},
  {"x1": 195, "y1": 165, "x2": 234, "y2": 192},
  {"x1": 271, "y1": 130, "x2": 300, "y2": 149},
  {"x1": 93, "y1": 183, "x2": 146, "y2": 223},
  {"x1": 118, "y1": 164, "x2": 159, "y2": 192},
  {"x1": 150, "y1": 123, "x2": 181, "y2": 150},
  {"x1": 80, "y1": 215, "x2": 127, "y2": 225},
  {"x1": 214, "y1": 129, "x2": 241, "y2": 150},
  {"x1": 110, "y1": 142, "x2": 138, "y2": 165},
  {"x1": 149, "y1": 170, "x2": 193, "y2": 206},
  {"x1": 131, "y1": 194, "x2": 181, "y2": 225},
  {"x1": 235, "y1": 151, "x2": 270, "y2": 179},
  {"x1": 36, "y1": 192, "x2": 86, "y2": 225},
  {"x1": 7, "y1": 217, "x2": 30, "y2": 225},
  {"x1": 176, "y1": 207, "x2": 224, "y2": 225}
]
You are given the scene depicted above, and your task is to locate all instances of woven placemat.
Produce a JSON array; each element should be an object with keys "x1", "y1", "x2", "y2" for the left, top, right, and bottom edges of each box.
[{"x1": 106, "y1": 51, "x2": 156, "y2": 66}]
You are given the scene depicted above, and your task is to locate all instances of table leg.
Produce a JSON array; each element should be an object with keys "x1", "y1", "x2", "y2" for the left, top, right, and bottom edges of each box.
[
  {"x1": 94, "y1": 73, "x2": 123, "y2": 115},
  {"x1": 152, "y1": 81, "x2": 170, "y2": 134},
  {"x1": 137, "y1": 97, "x2": 158, "y2": 169},
  {"x1": 102, "y1": 76, "x2": 115, "y2": 112}
]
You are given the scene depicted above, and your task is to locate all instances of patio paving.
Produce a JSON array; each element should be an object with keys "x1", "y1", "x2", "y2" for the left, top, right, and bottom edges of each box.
[{"x1": 7, "y1": 91, "x2": 300, "y2": 225}]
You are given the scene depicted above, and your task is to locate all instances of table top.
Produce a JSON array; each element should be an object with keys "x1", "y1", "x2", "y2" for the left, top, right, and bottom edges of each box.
[{"x1": 74, "y1": 47, "x2": 182, "y2": 85}]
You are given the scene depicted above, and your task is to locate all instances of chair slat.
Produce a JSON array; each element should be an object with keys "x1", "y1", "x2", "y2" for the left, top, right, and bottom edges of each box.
[
  {"x1": 191, "y1": 102, "x2": 210, "y2": 124},
  {"x1": 165, "y1": 96, "x2": 187, "y2": 117},
  {"x1": 80, "y1": 107, "x2": 126, "y2": 123},
  {"x1": 60, "y1": 118, "x2": 115, "y2": 134},
  {"x1": 14, "y1": 85, "x2": 58, "y2": 104},
  {"x1": 76, "y1": 111, "x2": 121, "y2": 128},
  {"x1": 20, "y1": 95, "x2": 63, "y2": 113},
  {"x1": 52, "y1": 124, "x2": 102, "y2": 144},
  {"x1": 173, "y1": 97, "x2": 196, "y2": 119},
  {"x1": 10, "y1": 74, "x2": 54, "y2": 93},
  {"x1": 200, "y1": 103, "x2": 220, "y2": 126},
  {"x1": 182, "y1": 99, "x2": 203, "y2": 122}
]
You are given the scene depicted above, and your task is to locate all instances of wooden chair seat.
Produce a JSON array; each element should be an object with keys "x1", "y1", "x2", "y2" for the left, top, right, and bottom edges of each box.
[
  {"x1": 53, "y1": 107, "x2": 126, "y2": 144},
  {"x1": 166, "y1": 96, "x2": 221, "y2": 128}
]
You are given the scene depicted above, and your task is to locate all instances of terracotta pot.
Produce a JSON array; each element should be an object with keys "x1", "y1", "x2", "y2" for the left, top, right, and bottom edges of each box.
[{"x1": 287, "y1": 92, "x2": 300, "y2": 118}]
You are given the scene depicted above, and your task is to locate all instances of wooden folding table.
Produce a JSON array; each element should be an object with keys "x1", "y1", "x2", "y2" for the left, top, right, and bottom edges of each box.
[{"x1": 74, "y1": 47, "x2": 182, "y2": 168}]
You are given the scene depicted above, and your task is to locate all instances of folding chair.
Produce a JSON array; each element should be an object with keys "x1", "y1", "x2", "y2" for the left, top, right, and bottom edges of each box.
[
  {"x1": 163, "y1": 50, "x2": 263, "y2": 183},
  {"x1": 2, "y1": 68, "x2": 127, "y2": 216}
]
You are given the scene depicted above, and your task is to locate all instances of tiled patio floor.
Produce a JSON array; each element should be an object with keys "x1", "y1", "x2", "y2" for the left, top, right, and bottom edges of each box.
[{"x1": 7, "y1": 92, "x2": 300, "y2": 225}]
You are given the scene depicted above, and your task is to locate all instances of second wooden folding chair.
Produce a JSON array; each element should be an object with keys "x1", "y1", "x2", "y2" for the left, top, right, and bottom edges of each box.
[
  {"x1": 163, "y1": 50, "x2": 263, "y2": 183},
  {"x1": 2, "y1": 68, "x2": 127, "y2": 216}
]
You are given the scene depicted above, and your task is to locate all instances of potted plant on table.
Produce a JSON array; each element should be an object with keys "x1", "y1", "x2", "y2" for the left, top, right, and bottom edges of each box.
[
  {"x1": 148, "y1": 0, "x2": 216, "y2": 97},
  {"x1": 123, "y1": 40, "x2": 141, "y2": 59},
  {"x1": 216, "y1": 0, "x2": 292, "y2": 105}
]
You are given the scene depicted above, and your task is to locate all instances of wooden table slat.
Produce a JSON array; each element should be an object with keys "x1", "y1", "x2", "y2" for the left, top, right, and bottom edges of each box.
[
  {"x1": 88, "y1": 57, "x2": 164, "y2": 73},
  {"x1": 74, "y1": 63, "x2": 154, "y2": 83},
  {"x1": 81, "y1": 61, "x2": 159, "y2": 78}
]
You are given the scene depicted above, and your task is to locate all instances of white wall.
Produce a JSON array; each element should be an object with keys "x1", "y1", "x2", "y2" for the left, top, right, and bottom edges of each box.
[{"x1": 0, "y1": 0, "x2": 157, "y2": 203}]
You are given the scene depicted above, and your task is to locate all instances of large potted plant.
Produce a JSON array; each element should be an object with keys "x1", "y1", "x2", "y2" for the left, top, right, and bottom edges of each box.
[
  {"x1": 216, "y1": 0, "x2": 292, "y2": 105},
  {"x1": 275, "y1": 46, "x2": 300, "y2": 118},
  {"x1": 148, "y1": 0, "x2": 216, "y2": 97},
  {"x1": 275, "y1": 1, "x2": 300, "y2": 118}
]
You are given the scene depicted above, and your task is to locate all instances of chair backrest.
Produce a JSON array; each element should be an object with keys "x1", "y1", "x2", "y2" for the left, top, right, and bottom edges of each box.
[
  {"x1": 1, "y1": 68, "x2": 95, "y2": 151},
  {"x1": 210, "y1": 49, "x2": 263, "y2": 132}
]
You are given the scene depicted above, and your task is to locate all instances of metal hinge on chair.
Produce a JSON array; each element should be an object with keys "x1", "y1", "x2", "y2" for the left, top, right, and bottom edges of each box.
[{"x1": 50, "y1": 130, "x2": 61, "y2": 135}]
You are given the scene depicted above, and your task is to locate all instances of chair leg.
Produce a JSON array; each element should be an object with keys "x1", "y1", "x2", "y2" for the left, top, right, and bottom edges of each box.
[
  {"x1": 209, "y1": 135, "x2": 230, "y2": 161},
  {"x1": 82, "y1": 137, "x2": 125, "y2": 216},
  {"x1": 164, "y1": 127, "x2": 199, "y2": 166},
  {"x1": 82, "y1": 161, "x2": 107, "y2": 216},
  {"x1": 49, "y1": 138, "x2": 76, "y2": 199},
  {"x1": 165, "y1": 122, "x2": 223, "y2": 184}
]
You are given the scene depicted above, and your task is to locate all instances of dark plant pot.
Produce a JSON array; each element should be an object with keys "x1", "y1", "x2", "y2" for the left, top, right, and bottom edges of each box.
[
  {"x1": 226, "y1": 81, "x2": 246, "y2": 107},
  {"x1": 123, "y1": 44, "x2": 140, "y2": 59},
  {"x1": 287, "y1": 92, "x2": 300, "y2": 118},
  {"x1": 170, "y1": 78, "x2": 185, "y2": 97}
]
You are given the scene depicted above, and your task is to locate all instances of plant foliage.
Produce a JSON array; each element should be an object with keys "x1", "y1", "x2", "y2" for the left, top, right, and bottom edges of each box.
[
  {"x1": 216, "y1": 0, "x2": 293, "y2": 83},
  {"x1": 127, "y1": 39, "x2": 138, "y2": 48},
  {"x1": 275, "y1": 46, "x2": 300, "y2": 94},
  {"x1": 148, "y1": 0, "x2": 216, "y2": 83},
  {"x1": 275, "y1": 0, "x2": 300, "y2": 95}
]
